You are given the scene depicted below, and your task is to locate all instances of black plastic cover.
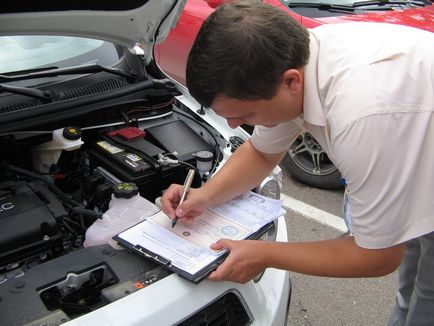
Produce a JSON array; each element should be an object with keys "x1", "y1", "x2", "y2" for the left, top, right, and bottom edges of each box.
[
  {"x1": 0, "y1": 181, "x2": 66, "y2": 263},
  {"x1": 146, "y1": 120, "x2": 214, "y2": 162},
  {"x1": 0, "y1": 245, "x2": 170, "y2": 326}
]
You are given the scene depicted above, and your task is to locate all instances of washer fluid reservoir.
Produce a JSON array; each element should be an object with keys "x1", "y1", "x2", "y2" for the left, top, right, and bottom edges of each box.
[{"x1": 84, "y1": 182, "x2": 160, "y2": 249}]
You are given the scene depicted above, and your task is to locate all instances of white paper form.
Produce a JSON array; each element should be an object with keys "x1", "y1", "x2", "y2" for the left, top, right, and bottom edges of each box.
[
  {"x1": 115, "y1": 191, "x2": 284, "y2": 276},
  {"x1": 211, "y1": 192, "x2": 284, "y2": 229},
  {"x1": 117, "y1": 212, "x2": 222, "y2": 275},
  {"x1": 152, "y1": 209, "x2": 251, "y2": 246}
]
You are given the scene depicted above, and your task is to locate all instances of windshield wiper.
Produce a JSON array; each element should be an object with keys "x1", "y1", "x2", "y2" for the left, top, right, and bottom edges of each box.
[
  {"x1": 353, "y1": 0, "x2": 426, "y2": 6},
  {"x1": 288, "y1": 2, "x2": 357, "y2": 11},
  {"x1": 288, "y1": 0, "x2": 425, "y2": 10},
  {"x1": 0, "y1": 84, "x2": 53, "y2": 100},
  {"x1": 0, "y1": 64, "x2": 136, "y2": 83}
]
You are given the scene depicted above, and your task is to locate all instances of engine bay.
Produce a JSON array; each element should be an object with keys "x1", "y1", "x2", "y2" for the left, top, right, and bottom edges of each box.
[{"x1": 0, "y1": 90, "x2": 241, "y2": 325}]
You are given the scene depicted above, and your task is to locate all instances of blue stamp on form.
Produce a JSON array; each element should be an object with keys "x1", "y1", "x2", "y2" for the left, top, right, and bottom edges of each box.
[{"x1": 221, "y1": 225, "x2": 239, "y2": 237}]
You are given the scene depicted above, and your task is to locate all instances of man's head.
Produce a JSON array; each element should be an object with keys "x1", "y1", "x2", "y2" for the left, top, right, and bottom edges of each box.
[{"x1": 186, "y1": 0, "x2": 310, "y2": 112}]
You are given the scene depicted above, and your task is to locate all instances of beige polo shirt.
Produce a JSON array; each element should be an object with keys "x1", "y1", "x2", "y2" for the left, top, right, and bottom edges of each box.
[{"x1": 251, "y1": 22, "x2": 434, "y2": 249}]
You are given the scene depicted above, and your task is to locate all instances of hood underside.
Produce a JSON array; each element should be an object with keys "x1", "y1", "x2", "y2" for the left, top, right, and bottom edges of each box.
[{"x1": 0, "y1": 0, "x2": 186, "y2": 60}]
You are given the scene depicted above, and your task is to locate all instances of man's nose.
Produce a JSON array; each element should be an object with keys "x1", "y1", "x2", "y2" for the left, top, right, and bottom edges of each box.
[{"x1": 227, "y1": 118, "x2": 243, "y2": 129}]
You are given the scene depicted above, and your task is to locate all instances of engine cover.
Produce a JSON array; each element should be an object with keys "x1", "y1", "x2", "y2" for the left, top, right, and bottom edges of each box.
[{"x1": 0, "y1": 181, "x2": 66, "y2": 265}]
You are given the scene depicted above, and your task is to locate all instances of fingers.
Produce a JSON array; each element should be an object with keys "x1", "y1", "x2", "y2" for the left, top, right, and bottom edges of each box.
[
  {"x1": 210, "y1": 239, "x2": 231, "y2": 251},
  {"x1": 161, "y1": 184, "x2": 182, "y2": 219},
  {"x1": 208, "y1": 239, "x2": 235, "y2": 281},
  {"x1": 174, "y1": 190, "x2": 199, "y2": 223},
  {"x1": 207, "y1": 240, "x2": 265, "y2": 283},
  {"x1": 208, "y1": 257, "x2": 248, "y2": 283},
  {"x1": 161, "y1": 185, "x2": 206, "y2": 224},
  {"x1": 174, "y1": 189, "x2": 198, "y2": 216}
]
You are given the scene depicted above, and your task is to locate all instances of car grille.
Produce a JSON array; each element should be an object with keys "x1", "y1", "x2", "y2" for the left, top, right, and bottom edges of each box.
[{"x1": 177, "y1": 292, "x2": 252, "y2": 326}]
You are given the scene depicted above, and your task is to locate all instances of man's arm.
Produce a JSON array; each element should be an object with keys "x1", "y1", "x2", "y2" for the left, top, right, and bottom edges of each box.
[{"x1": 208, "y1": 236, "x2": 405, "y2": 283}]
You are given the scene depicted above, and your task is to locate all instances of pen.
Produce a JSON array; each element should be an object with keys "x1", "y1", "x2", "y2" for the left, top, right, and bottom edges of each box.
[{"x1": 172, "y1": 168, "x2": 195, "y2": 228}]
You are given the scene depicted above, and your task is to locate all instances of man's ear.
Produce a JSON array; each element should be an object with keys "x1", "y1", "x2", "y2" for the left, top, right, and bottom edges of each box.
[{"x1": 282, "y1": 69, "x2": 303, "y2": 94}]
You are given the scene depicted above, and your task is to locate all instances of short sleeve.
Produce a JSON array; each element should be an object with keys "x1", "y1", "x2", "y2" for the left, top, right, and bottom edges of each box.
[{"x1": 251, "y1": 118, "x2": 303, "y2": 154}]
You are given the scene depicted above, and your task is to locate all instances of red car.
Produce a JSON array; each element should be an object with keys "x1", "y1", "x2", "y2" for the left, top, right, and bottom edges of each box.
[{"x1": 155, "y1": 0, "x2": 434, "y2": 189}]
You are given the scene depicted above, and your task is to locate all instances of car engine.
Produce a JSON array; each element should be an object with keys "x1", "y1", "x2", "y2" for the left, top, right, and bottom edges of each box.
[{"x1": 0, "y1": 89, "x2": 241, "y2": 325}]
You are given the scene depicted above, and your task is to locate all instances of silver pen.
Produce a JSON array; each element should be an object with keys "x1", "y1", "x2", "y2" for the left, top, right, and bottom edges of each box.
[{"x1": 172, "y1": 169, "x2": 195, "y2": 228}]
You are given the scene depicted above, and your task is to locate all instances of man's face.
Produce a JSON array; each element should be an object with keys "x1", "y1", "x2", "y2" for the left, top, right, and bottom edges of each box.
[{"x1": 211, "y1": 81, "x2": 303, "y2": 129}]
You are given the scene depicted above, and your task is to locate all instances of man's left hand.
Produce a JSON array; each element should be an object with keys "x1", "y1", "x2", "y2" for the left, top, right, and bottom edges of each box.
[{"x1": 207, "y1": 239, "x2": 267, "y2": 283}]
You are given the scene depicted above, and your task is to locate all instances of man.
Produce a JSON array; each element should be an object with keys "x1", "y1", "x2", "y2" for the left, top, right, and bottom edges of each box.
[{"x1": 161, "y1": 1, "x2": 434, "y2": 324}]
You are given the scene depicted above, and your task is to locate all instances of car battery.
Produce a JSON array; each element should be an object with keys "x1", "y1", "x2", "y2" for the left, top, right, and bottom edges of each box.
[{"x1": 87, "y1": 127, "x2": 183, "y2": 201}]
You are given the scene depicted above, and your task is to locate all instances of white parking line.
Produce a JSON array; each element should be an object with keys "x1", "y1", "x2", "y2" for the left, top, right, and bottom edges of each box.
[{"x1": 280, "y1": 193, "x2": 348, "y2": 233}]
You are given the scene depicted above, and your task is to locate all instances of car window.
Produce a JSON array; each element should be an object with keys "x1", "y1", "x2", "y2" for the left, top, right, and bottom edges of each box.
[{"x1": 0, "y1": 35, "x2": 121, "y2": 74}]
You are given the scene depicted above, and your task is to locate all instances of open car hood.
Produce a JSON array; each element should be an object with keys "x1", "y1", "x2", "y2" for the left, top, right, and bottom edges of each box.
[{"x1": 0, "y1": 0, "x2": 186, "y2": 61}]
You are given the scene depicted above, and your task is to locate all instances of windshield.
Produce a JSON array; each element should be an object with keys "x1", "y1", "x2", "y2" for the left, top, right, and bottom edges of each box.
[{"x1": 0, "y1": 36, "x2": 121, "y2": 74}]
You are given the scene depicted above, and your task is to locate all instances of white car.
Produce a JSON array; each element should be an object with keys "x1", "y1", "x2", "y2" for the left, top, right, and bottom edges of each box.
[{"x1": 0, "y1": 1, "x2": 290, "y2": 325}]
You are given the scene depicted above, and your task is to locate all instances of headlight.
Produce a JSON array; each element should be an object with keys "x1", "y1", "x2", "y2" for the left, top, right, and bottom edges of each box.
[
  {"x1": 257, "y1": 220, "x2": 277, "y2": 242},
  {"x1": 253, "y1": 221, "x2": 278, "y2": 283},
  {"x1": 253, "y1": 175, "x2": 281, "y2": 282},
  {"x1": 256, "y1": 176, "x2": 281, "y2": 200}
]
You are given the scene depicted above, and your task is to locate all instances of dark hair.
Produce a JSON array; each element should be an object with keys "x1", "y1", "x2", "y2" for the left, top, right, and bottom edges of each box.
[{"x1": 186, "y1": 0, "x2": 310, "y2": 108}]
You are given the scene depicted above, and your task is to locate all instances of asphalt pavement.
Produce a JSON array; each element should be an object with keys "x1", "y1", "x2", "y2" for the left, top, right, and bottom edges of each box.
[{"x1": 280, "y1": 167, "x2": 398, "y2": 326}]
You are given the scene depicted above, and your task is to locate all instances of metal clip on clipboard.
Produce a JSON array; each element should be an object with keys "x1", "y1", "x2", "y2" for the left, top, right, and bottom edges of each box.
[{"x1": 134, "y1": 244, "x2": 172, "y2": 266}]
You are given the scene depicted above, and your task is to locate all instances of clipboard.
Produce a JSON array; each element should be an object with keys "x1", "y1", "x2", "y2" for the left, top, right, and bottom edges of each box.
[{"x1": 113, "y1": 221, "x2": 274, "y2": 284}]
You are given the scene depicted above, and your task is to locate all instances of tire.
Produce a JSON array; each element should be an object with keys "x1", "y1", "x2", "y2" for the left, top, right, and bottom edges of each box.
[{"x1": 281, "y1": 131, "x2": 343, "y2": 189}]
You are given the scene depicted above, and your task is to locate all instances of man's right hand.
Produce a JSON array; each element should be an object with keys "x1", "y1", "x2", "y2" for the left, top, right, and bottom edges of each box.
[{"x1": 161, "y1": 183, "x2": 210, "y2": 225}]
